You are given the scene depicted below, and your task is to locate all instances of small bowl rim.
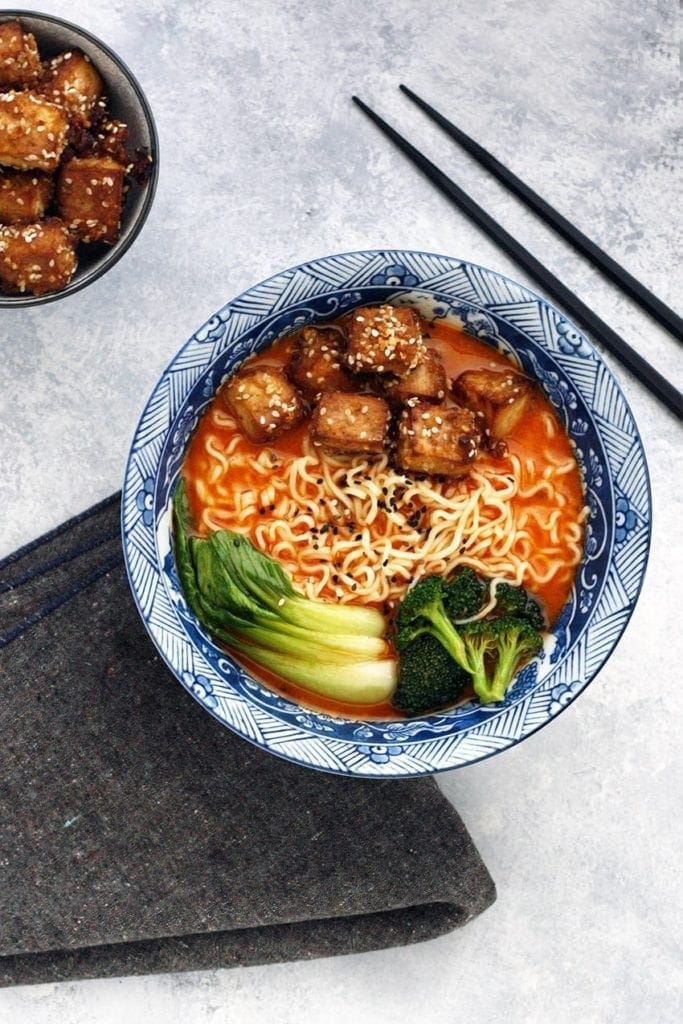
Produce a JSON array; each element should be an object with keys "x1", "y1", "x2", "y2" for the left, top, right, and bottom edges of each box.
[{"x1": 0, "y1": 8, "x2": 159, "y2": 308}]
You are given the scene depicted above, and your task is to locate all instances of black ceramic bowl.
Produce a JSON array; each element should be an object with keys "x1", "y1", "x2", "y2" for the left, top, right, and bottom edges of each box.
[{"x1": 0, "y1": 9, "x2": 158, "y2": 307}]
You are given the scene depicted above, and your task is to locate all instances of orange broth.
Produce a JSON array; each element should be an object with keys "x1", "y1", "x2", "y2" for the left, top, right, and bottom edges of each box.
[{"x1": 183, "y1": 319, "x2": 586, "y2": 719}]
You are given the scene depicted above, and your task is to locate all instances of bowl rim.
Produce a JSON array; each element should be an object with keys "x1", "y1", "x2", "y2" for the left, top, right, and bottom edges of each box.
[
  {"x1": 121, "y1": 248, "x2": 652, "y2": 777},
  {"x1": 0, "y1": 8, "x2": 159, "y2": 308}
]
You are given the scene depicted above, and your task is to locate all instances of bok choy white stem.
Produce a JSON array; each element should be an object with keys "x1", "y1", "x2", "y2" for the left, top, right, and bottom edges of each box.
[{"x1": 173, "y1": 480, "x2": 397, "y2": 705}]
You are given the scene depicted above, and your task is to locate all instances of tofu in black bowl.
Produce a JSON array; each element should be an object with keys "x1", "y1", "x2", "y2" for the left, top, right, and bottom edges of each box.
[{"x1": 0, "y1": 11, "x2": 158, "y2": 306}]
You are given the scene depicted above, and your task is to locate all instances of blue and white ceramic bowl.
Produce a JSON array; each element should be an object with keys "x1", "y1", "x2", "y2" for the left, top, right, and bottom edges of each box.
[{"x1": 122, "y1": 250, "x2": 651, "y2": 777}]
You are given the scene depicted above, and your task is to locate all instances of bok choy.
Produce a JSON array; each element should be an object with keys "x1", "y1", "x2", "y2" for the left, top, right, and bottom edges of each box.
[{"x1": 173, "y1": 480, "x2": 397, "y2": 704}]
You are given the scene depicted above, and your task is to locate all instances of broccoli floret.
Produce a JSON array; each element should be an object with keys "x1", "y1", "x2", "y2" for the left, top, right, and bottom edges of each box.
[
  {"x1": 396, "y1": 575, "x2": 471, "y2": 669},
  {"x1": 456, "y1": 619, "x2": 500, "y2": 699},
  {"x1": 460, "y1": 615, "x2": 543, "y2": 704},
  {"x1": 493, "y1": 581, "x2": 527, "y2": 616},
  {"x1": 393, "y1": 634, "x2": 470, "y2": 716},
  {"x1": 521, "y1": 596, "x2": 545, "y2": 631},
  {"x1": 443, "y1": 567, "x2": 486, "y2": 620},
  {"x1": 395, "y1": 574, "x2": 544, "y2": 707},
  {"x1": 490, "y1": 615, "x2": 543, "y2": 697},
  {"x1": 494, "y1": 581, "x2": 546, "y2": 630}
]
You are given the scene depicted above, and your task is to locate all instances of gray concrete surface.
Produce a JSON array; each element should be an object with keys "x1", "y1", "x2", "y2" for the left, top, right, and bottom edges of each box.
[{"x1": 1, "y1": 0, "x2": 681, "y2": 1021}]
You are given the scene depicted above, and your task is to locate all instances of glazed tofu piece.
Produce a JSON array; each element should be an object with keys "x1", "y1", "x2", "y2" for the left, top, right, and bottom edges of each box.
[
  {"x1": 285, "y1": 326, "x2": 355, "y2": 401},
  {"x1": 0, "y1": 20, "x2": 41, "y2": 87},
  {"x1": 56, "y1": 155, "x2": 125, "y2": 244},
  {"x1": 38, "y1": 50, "x2": 103, "y2": 126},
  {"x1": 0, "y1": 90, "x2": 69, "y2": 172},
  {"x1": 0, "y1": 218, "x2": 77, "y2": 296},
  {"x1": 0, "y1": 170, "x2": 53, "y2": 223},
  {"x1": 397, "y1": 401, "x2": 480, "y2": 478},
  {"x1": 453, "y1": 368, "x2": 533, "y2": 439},
  {"x1": 311, "y1": 391, "x2": 390, "y2": 455},
  {"x1": 387, "y1": 348, "x2": 447, "y2": 404},
  {"x1": 224, "y1": 366, "x2": 306, "y2": 443},
  {"x1": 346, "y1": 305, "x2": 426, "y2": 377}
]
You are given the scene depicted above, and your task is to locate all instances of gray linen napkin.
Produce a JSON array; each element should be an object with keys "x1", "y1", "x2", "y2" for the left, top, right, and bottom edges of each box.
[{"x1": 0, "y1": 495, "x2": 495, "y2": 987}]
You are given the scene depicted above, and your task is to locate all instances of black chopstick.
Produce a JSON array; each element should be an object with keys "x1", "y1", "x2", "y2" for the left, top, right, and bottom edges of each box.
[
  {"x1": 351, "y1": 96, "x2": 683, "y2": 420},
  {"x1": 399, "y1": 84, "x2": 683, "y2": 345}
]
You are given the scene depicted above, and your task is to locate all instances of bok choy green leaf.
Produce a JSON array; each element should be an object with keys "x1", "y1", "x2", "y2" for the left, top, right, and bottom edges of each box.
[{"x1": 173, "y1": 479, "x2": 397, "y2": 705}]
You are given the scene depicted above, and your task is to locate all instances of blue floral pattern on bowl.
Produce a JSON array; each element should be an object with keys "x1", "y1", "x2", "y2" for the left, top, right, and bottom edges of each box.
[
  {"x1": 182, "y1": 671, "x2": 219, "y2": 710},
  {"x1": 557, "y1": 319, "x2": 593, "y2": 357},
  {"x1": 369, "y1": 263, "x2": 419, "y2": 287},
  {"x1": 614, "y1": 494, "x2": 638, "y2": 544},
  {"x1": 358, "y1": 744, "x2": 405, "y2": 764},
  {"x1": 122, "y1": 250, "x2": 651, "y2": 777},
  {"x1": 135, "y1": 477, "x2": 155, "y2": 527},
  {"x1": 548, "y1": 679, "x2": 585, "y2": 715}
]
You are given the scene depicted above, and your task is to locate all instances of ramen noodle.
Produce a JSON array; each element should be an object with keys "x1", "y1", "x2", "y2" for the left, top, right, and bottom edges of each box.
[{"x1": 183, "y1": 316, "x2": 587, "y2": 629}]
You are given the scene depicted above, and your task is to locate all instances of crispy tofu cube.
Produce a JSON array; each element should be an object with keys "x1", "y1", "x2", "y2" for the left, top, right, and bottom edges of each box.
[
  {"x1": 346, "y1": 305, "x2": 426, "y2": 377},
  {"x1": 0, "y1": 218, "x2": 77, "y2": 296},
  {"x1": 38, "y1": 50, "x2": 103, "y2": 125},
  {"x1": 387, "y1": 348, "x2": 447, "y2": 404},
  {"x1": 0, "y1": 90, "x2": 69, "y2": 172},
  {"x1": 56, "y1": 155, "x2": 125, "y2": 244},
  {"x1": 224, "y1": 366, "x2": 306, "y2": 443},
  {"x1": 0, "y1": 20, "x2": 41, "y2": 87},
  {"x1": 285, "y1": 326, "x2": 355, "y2": 401},
  {"x1": 0, "y1": 170, "x2": 53, "y2": 222},
  {"x1": 397, "y1": 401, "x2": 480, "y2": 478},
  {"x1": 310, "y1": 391, "x2": 390, "y2": 455},
  {"x1": 453, "y1": 368, "x2": 533, "y2": 439}
]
